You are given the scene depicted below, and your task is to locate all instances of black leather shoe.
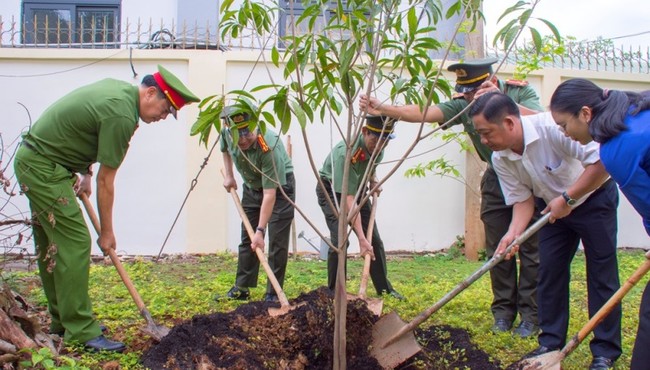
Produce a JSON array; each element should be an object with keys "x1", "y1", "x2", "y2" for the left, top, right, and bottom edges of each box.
[
  {"x1": 381, "y1": 290, "x2": 405, "y2": 301},
  {"x1": 513, "y1": 320, "x2": 539, "y2": 338},
  {"x1": 52, "y1": 324, "x2": 107, "y2": 337},
  {"x1": 84, "y1": 335, "x2": 126, "y2": 353},
  {"x1": 215, "y1": 286, "x2": 250, "y2": 301},
  {"x1": 523, "y1": 345, "x2": 559, "y2": 359},
  {"x1": 264, "y1": 293, "x2": 279, "y2": 302},
  {"x1": 589, "y1": 356, "x2": 614, "y2": 370},
  {"x1": 491, "y1": 318, "x2": 513, "y2": 333}
]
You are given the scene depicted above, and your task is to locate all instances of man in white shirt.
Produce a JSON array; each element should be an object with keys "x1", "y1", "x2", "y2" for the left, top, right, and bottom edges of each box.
[{"x1": 469, "y1": 92, "x2": 621, "y2": 370}]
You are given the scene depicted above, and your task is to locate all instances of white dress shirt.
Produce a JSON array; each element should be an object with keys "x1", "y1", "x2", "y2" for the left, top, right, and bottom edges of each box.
[{"x1": 492, "y1": 112, "x2": 601, "y2": 205}]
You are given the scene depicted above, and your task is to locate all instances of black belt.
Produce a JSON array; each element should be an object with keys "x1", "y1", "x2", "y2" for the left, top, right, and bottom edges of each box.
[{"x1": 21, "y1": 141, "x2": 37, "y2": 151}]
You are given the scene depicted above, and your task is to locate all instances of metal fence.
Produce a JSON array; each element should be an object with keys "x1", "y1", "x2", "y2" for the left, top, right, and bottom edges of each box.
[
  {"x1": 486, "y1": 43, "x2": 650, "y2": 74},
  {"x1": 2, "y1": 15, "x2": 648, "y2": 74}
]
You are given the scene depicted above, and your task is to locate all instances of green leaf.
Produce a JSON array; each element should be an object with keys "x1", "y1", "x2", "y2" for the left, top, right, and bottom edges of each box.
[
  {"x1": 538, "y1": 18, "x2": 562, "y2": 43},
  {"x1": 290, "y1": 100, "x2": 307, "y2": 130},
  {"x1": 445, "y1": 1, "x2": 461, "y2": 18},
  {"x1": 530, "y1": 27, "x2": 542, "y2": 52},
  {"x1": 198, "y1": 95, "x2": 218, "y2": 109},
  {"x1": 251, "y1": 84, "x2": 281, "y2": 92},
  {"x1": 220, "y1": 0, "x2": 234, "y2": 12},
  {"x1": 229, "y1": 89, "x2": 256, "y2": 100},
  {"x1": 518, "y1": 9, "x2": 532, "y2": 26},
  {"x1": 271, "y1": 46, "x2": 280, "y2": 67},
  {"x1": 503, "y1": 26, "x2": 520, "y2": 50},
  {"x1": 273, "y1": 91, "x2": 291, "y2": 134},
  {"x1": 493, "y1": 18, "x2": 518, "y2": 46},
  {"x1": 407, "y1": 7, "x2": 417, "y2": 38},
  {"x1": 261, "y1": 111, "x2": 275, "y2": 127},
  {"x1": 498, "y1": 0, "x2": 526, "y2": 23}
]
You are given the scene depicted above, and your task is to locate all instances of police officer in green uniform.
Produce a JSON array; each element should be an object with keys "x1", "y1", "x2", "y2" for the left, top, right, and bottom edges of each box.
[
  {"x1": 359, "y1": 58, "x2": 543, "y2": 336},
  {"x1": 13, "y1": 65, "x2": 199, "y2": 352},
  {"x1": 317, "y1": 115, "x2": 404, "y2": 300},
  {"x1": 217, "y1": 106, "x2": 296, "y2": 302}
]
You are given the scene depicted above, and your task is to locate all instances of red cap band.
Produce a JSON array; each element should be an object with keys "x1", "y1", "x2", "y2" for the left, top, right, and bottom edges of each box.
[{"x1": 153, "y1": 72, "x2": 186, "y2": 110}]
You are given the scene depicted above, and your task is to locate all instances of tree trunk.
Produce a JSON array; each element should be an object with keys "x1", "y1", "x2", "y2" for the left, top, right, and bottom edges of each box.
[
  {"x1": 333, "y1": 248, "x2": 348, "y2": 370},
  {"x1": 0, "y1": 283, "x2": 56, "y2": 361}
]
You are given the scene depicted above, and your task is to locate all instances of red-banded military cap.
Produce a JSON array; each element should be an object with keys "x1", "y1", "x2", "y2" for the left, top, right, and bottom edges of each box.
[
  {"x1": 447, "y1": 57, "x2": 498, "y2": 93},
  {"x1": 152, "y1": 65, "x2": 200, "y2": 119}
]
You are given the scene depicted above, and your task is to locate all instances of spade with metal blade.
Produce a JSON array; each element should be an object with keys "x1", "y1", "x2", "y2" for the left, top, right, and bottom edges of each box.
[
  {"x1": 346, "y1": 196, "x2": 383, "y2": 316},
  {"x1": 221, "y1": 169, "x2": 302, "y2": 316},
  {"x1": 371, "y1": 212, "x2": 551, "y2": 369},
  {"x1": 80, "y1": 194, "x2": 170, "y2": 342}
]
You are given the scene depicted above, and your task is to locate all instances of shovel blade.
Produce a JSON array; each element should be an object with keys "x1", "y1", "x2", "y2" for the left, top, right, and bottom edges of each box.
[
  {"x1": 141, "y1": 324, "x2": 170, "y2": 342},
  {"x1": 366, "y1": 298, "x2": 383, "y2": 316},
  {"x1": 371, "y1": 312, "x2": 421, "y2": 369},
  {"x1": 346, "y1": 294, "x2": 383, "y2": 316},
  {"x1": 268, "y1": 301, "x2": 306, "y2": 317},
  {"x1": 515, "y1": 351, "x2": 563, "y2": 370}
]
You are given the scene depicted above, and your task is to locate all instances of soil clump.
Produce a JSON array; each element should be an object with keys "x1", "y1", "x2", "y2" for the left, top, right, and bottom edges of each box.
[{"x1": 142, "y1": 287, "x2": 501, "y2": 369}]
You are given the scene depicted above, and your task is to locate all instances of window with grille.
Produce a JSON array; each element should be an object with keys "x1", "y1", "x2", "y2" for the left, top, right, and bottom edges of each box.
[
  {"x1": 22, "y1": 0, "x2": 121, "y2": 47},
  {"x1": 278, "y1": 0, "x2": 363, "y2": 48}
]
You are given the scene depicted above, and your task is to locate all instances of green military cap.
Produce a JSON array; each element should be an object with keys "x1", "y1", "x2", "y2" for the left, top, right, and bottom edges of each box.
[
  {"x1": 365, "y1": 115, "x2": 397, "y2": 140},
  {"x1": 447, "y1": 57, "x2": 498, "y2": 93},
  {"x1": 221, "y1": 105, "x2": 256, "y2": 135},
  {"x1": 153, "y1": 65, "x2": 200, "y2": 118}
]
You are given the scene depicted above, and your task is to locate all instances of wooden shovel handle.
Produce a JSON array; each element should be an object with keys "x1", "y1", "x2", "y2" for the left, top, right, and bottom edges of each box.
[
  {"x1": 564, "y1": 250, "x2": 650, "y2": 355},
  {"x1": 80, "y1": 194, "x2": 148, "y2": 313},
  {"x1": 221, "y1": 170, "x2": 290, "y2": 307},
  {"x1": 358, "y1": 196, "x2": 378, "y2": 299}
]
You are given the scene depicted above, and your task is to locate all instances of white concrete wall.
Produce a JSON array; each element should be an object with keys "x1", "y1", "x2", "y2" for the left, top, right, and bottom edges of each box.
[{"x1": 2, "y1": 49, "x2": 650, "y2": 257}]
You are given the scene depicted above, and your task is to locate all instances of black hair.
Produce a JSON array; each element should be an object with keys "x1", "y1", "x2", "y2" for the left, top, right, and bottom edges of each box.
[
  {"x1": 549, "y1": 78, "x2": 650, "y2": 143},
  {"x1": 141, "y1": 74, "x2": 166, "y2": 100},
  {"x1": 468, "y1": 91, "x2": 520, "y2": 124}
]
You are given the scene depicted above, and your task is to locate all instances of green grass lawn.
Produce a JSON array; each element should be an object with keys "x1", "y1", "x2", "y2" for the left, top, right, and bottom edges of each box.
[{"x1": 4, "y1": 248, "x2": 647, "y2": 369}]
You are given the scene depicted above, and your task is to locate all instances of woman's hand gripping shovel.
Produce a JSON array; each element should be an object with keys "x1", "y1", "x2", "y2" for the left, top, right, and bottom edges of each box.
[
  {"x1": 371, "y1": 213, "x2": 551, "y2": 369},
  {"x1": 79, "y1": 193, "x2": 170, "y2": 342},
  {"x1": 346, "y1": 195, "x2": 383, "y2": 315},
  {"x1": 517, "y1": 249, "x2": 650, "y2": 370},
  {"x1": 221, "y1": 169, "x2": 302, "y2": 316}
]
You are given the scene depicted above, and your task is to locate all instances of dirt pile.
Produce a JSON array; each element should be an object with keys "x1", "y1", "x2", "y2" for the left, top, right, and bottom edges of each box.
[{"x1": 142, "y1": 287, "x2": 500, "y2": 369}]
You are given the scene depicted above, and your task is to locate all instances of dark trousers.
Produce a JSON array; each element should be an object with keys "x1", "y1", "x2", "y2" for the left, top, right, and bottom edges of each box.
[
  {"x1": 481, "y1": 167, "x2": 539, "y2": 324},
  {"x1": 235, "y1": 173, "x2": 295, "y2": 295},
  {"x1": 535, "y1": 180, "x2": 621, "y2": 360},
  {"x1": 631, "y1": 281, "x2": 650, "y2": 369},
  {"x1": 316, "y1": 179, "x2": 394, "y2": 294}
]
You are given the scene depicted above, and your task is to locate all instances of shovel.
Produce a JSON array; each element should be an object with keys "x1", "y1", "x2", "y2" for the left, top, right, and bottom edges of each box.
[
  {"x1": 371, "y1": 212, "x2": 551, "y2": 369},
  {"x1": 518, "y1": 249, "x2": 650, "y2": 370},
  {"x1": 222, "y1": 178, "x2": 302, "y2": 316},
  {"x1": 79, "y1": 194, "x2": 170, "y2": 342},
  {"x1": 346, "y1": 196, "x2": 383, "y2": 316}
]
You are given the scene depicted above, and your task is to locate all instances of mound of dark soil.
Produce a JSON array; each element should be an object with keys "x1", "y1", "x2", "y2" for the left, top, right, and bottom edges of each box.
[{"x1": 142, "y1": 287, "x2": 500, "y2": 369}]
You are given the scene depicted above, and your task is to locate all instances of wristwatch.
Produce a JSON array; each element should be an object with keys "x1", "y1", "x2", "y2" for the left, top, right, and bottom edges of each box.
[
  {"x1": 561, "y1": 191, "x2": 577, "y2": 206},
  {"x1": 256, "y1": 227, "x2": 266, "y2": 236}
]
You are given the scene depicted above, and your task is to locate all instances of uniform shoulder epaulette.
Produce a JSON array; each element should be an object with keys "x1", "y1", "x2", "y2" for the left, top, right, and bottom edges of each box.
[
  {"x1": 452, "y1": 92, "x2": 465, "y2": 100},
  {"x1": 505, "y1": 79, "x2": 529, "y2": 87},
  {"x1": 351, "y1": 147, "x2": 367, "y2": 164},
  {"x1": 257, "y1": 134, "x2": 270, "y2": 153}
]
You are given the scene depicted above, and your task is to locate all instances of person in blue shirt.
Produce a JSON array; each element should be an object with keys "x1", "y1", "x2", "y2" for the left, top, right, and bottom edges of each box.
[{"x1": 550, "y1": 78, "x2": 650, "y2": 370}]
